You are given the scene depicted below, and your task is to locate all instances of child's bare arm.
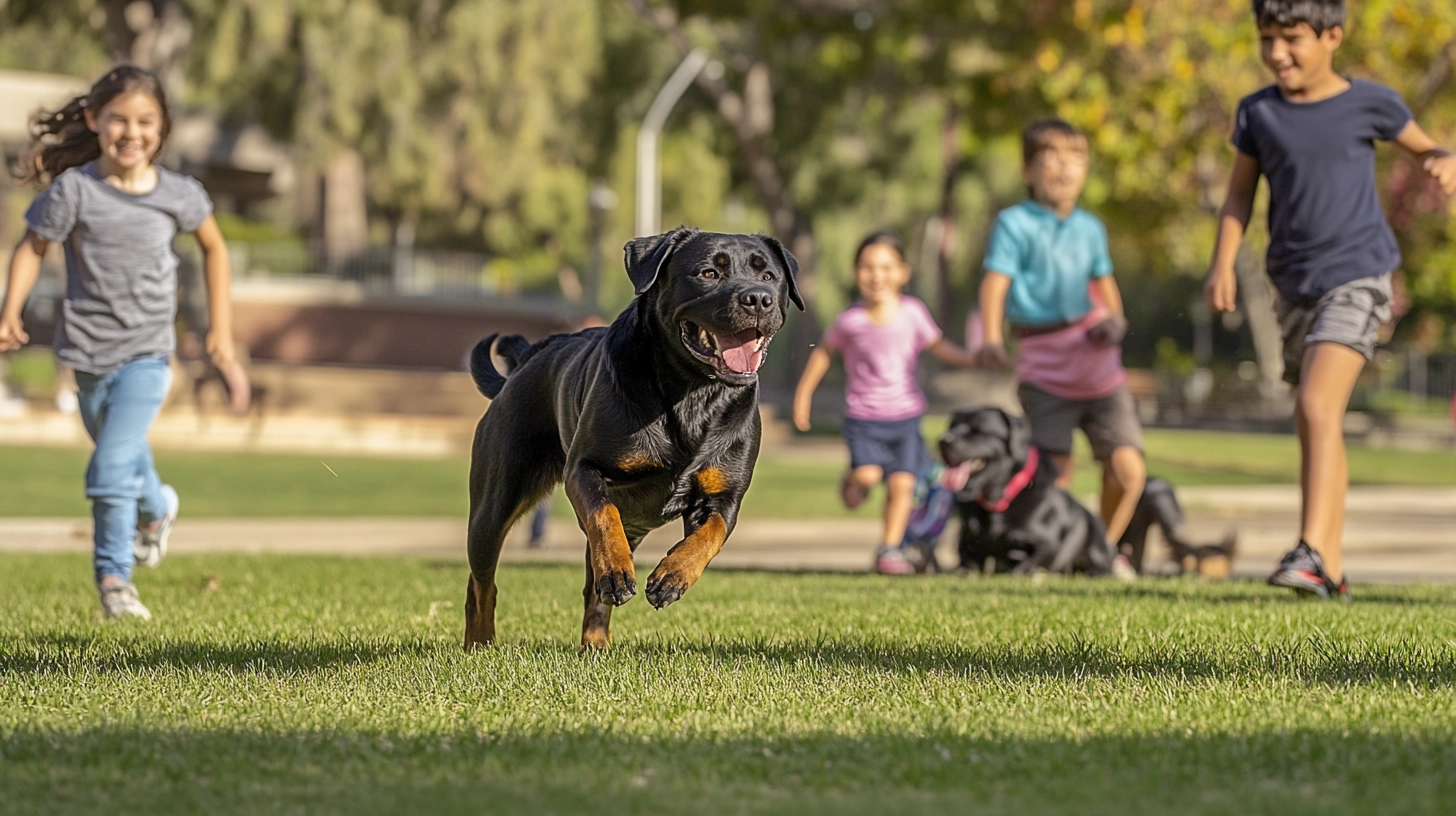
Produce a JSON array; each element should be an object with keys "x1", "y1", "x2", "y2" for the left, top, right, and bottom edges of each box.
[
  {"x1": 1087, "y1": 275, "x2": 1129, "y2": 346},
  {"x1": 195, "y1": 215, "x2": 236, "y2": 367},
  {"x1": 927, "y1": 336, "x2": 977, "y2": 368},
  {"x1": 975, "y1": 272, "x2": 1012, "y2": 368},
  {"x1": 195, "y1": 215, "x2": 251, "y2": 414},
  {"x1": 0, "y1": 232, "x2": 49, "y2": 352},
  {"x1": 1093, "y1": 275, "x2": 1125, "y2": 315},
  {"x1": 1393, "y1": 120, "x2": 1456, "y2": 196},
  {"x1": 1204, "y1": 151, "x2": 1259, "y2": 313},
  {"x1": 792, "y1": 346, "x2": 833, "y2": 432}
]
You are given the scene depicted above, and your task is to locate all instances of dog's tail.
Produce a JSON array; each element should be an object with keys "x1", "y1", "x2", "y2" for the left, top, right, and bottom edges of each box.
[{"x1": 469, "y1": 333, "x2": 533, "y2": 399}]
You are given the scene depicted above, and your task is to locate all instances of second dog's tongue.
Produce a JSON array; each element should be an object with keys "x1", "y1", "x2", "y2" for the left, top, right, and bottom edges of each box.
[
  {"x1": 940, "y1": 462, "x2": 974, "y2": 491},
  {"x1": 716, "y1": 329, "x2": 764, "y2": 373}
]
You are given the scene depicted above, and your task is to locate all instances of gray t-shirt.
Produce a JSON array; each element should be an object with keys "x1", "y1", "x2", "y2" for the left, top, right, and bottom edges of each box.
[{"x1": 25, "y1": 162, "x2": 213, "y2": 374}]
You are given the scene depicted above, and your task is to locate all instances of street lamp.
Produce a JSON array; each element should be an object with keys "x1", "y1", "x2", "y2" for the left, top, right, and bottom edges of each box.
[{"x1": 635, "y1": 48, "x2": 712, "y2": 238}]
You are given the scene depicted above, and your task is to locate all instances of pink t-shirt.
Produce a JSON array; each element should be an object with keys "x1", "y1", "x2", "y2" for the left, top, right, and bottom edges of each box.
[
  {"x1": 964, "y1": 287, "x2": 1126, "y2": 401},
  {"x1": 1013, "y1": 306, "x2": 1127, "y2": 400},
  {"x1": 823, "y1": 295, "x2": 942, "y2": 421}
]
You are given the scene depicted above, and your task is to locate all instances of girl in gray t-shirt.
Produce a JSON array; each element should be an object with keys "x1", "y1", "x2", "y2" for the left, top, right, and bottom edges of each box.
[{"x1": 0, "y1": 66, "x2": 249, "y2": 620}]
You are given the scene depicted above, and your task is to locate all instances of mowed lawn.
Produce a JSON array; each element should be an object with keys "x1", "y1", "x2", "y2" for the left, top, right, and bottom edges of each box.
[
  {"x1": 3, "y1": 554, "x2": 1456, "y2": 815},
  {"x1": 1, "y1": 427, "x2": 1453, "y2": 519}
]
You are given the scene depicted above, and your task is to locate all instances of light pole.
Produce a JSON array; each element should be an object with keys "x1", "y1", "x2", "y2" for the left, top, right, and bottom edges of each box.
[{"x1": 635, "y1": 48, "x2": 711, "y2": 238}]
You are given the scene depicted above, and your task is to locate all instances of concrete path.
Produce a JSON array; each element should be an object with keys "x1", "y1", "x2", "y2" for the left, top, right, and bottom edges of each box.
[{"x1": 4, "y1": 486, "x2": 1454, "y2": 583}]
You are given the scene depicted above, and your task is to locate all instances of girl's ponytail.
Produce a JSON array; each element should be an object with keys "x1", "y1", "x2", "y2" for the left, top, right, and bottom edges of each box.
[{"x1": 11, "y1": 65, "x2": 171, "y2": 186}]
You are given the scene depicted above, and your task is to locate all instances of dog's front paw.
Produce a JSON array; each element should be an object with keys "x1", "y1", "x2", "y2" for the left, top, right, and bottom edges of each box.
[
  {"x1": 644, "y1": 569, "x2": 690, "y2": 609},
  {"x1": 594, "y1": 568, "x2": 637, "y2": 606}
]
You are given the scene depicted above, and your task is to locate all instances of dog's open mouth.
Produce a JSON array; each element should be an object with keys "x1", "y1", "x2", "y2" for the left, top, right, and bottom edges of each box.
[
  {"x1": 940, "y1": 458, "x2": 984, "y2": 492},
  {"x1": 681, "y1": 321, "x2": 769, "y2": 381}
]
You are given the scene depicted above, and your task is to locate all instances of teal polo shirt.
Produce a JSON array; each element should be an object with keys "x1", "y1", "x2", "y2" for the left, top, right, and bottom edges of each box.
[{"x1": 982, "y1": 200, "x2": 1113, "y2": 327}]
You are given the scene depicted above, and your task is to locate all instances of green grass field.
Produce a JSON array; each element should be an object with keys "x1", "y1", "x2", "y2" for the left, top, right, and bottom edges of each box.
[
  {"x1": 3, "y1": 553, "x2": 1455, "y2": 814},
  {"x1": 1, "y1": 428, "x2": 1452, "y2": 519}
]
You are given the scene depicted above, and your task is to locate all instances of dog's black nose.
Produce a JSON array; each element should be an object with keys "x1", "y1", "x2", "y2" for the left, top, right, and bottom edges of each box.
[{"x1": 738, "y1": 288, "x2": 776, "y2": 313}]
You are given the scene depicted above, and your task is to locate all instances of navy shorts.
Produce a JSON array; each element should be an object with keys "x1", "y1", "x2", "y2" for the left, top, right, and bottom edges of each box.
[{"x1": 842, "y1": 415, "x2": 929, "y2": 476}]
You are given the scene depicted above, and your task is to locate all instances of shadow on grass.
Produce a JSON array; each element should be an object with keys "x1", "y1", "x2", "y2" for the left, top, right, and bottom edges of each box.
[
  {"x1": 616, "y1": 634, "x2": 1456, "y2": 688},
  {"x1": 5, "y1": 626, "x2": 1451, "y2": 689},
  {"x1": 2, "y1": 725, "x2": 1453, "y2": 816},
  {"x1": 0, "y1": 632, "x2": 430, "y2": 676}
]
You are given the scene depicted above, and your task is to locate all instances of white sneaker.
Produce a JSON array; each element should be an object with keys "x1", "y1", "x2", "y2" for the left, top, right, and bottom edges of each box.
[
  {"x1": 134, "y1": 485, "x2": 179, "y2": 568},
  {"x1": 1111, "y1": 553, "x2": 1138, "y2": 582},
  {"x1": 99, "y1": 580, "x2": 152, "y2": 620}
]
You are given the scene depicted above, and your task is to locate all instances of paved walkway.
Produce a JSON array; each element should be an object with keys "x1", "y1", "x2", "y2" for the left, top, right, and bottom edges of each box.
[{"x1": 4, "y1": 486, "x2": 1455, "y2": 583}]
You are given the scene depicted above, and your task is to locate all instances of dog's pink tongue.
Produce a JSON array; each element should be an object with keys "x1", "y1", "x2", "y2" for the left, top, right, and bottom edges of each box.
[
  {"x1": 940, "y1": 462, "x2": 974, "y2": 491},
  {"x1": 715, "y1": 329, "x2": 764, "y2": 374}
]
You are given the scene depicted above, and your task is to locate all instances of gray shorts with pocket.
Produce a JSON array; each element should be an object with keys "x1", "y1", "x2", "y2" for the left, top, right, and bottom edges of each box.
[
  {"x1": 1017, "y1": 382, "x2": 1143, "y2": 462},
  {"x1": 1277, "y1": 273, "x2": 1392, "y2": 385}
]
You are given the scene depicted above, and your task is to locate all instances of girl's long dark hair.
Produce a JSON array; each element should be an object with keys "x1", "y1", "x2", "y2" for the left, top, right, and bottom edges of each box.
[
  {"x1": 12, "y1": 65, "x2": 172, "y2": 186},
  {"x1": 854, "y1": 231, "x2": 906, "y2": 265}
]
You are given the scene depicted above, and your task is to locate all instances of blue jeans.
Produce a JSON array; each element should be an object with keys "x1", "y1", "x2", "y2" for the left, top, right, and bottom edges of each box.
[{"x1": 75, "y1": 355, "x2": 171, "y2": 583}]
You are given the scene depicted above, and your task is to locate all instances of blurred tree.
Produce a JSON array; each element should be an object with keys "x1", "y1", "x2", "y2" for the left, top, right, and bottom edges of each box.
[
  {"x1": 5, "y1": 0, "x2": 1453, "y2": 336},
  {"x1": 178, "y1": 0, "x2": 606, "y2": 279}
]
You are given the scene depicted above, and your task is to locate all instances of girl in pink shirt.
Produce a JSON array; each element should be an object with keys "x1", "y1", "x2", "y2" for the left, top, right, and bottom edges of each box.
[{"x1": 794, "y1": 233, "x2": 977, "y2": 574}]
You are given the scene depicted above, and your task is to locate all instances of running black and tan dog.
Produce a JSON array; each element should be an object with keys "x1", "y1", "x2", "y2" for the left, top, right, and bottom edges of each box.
[
  {"x1": 939, "y1": 407, "x2": 1115, "y2": 575},
  {"x1": 462, "y1": 227, "x2": 802, "y2": 650}
]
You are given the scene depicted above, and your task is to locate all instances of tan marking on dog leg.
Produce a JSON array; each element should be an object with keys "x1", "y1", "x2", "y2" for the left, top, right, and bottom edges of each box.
[
  {"x1": 463, "y1": 574, "x2": 497, "y2": 650},
  {"x1": 617, "y1": 452, "x2": 661, "y2": 473},
  {"x1": 645, "y1": 514, "x2": 728, "y2": 608},
  {"x1": 583, "y1": 504, "x2": 636, "y2": 606},
  {"x1": 695, "y1": 467, "x2": 729, "y2": 495},
  {"x1": 580, "y1": 558, "x2": 614, "y2": 651}
]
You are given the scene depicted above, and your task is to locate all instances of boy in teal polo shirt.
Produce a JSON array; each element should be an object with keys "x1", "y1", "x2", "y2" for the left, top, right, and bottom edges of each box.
[{"x1": 975, "y1": 119, "x2": 1143, "y2": 573}]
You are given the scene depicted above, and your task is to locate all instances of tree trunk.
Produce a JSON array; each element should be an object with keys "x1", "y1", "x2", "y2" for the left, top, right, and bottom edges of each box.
[
  {"x1": 621, "y1": 0, "x2": 820, "y2": 375},
  {"x1": 933, "y1": 98, "x2": 961, "y2": 333},
  {"x1": 322, "y1": 149, "x2": 370, "y2": 265},
  {"x1": 1234, "y1": 246, "x2": 1287, "y2": 405},
  {"x1": 105, "y1": 1, "x2": 192, "y2": 92}
]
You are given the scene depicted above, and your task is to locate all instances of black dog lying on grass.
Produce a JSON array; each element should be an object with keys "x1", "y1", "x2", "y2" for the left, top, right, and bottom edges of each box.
[
  {"x1": 462, "y1": 227, "x2": 802, "y2": 651},
  {"x1": 939, "y1": 407, "x2": 1116, "y2": 576},
  {"x1": 939, "y1": 406, "x2": 1236, "y2": 577}
]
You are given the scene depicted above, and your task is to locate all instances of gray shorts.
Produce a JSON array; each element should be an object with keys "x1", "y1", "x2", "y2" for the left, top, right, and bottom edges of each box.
[
  {"x1": 1017, "y1": 382, "x2": 1144, "y2": 461},
  {"x1": 1277, "y1": 274, "x2": 1392, "y2": 385}
]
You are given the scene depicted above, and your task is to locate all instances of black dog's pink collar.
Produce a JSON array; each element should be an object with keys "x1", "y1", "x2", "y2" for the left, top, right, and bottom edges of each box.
[{"x1": 976, "y1": 447, "x2": 1040, "y2": 513}]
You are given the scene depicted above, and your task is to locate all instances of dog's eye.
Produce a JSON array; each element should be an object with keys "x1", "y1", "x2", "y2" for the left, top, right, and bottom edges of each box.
[
  {"x1": 759, "y1": 272, "x2": 774, "y2": 282},
  {"x1": 700, "y1": 269, "x2": 719, "y2": 280}
]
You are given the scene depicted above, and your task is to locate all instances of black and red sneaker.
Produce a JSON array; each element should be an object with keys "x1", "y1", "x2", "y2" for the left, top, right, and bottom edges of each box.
[{"x1": 1267, "y1": 541, "x2": 1348, "y2": 600}]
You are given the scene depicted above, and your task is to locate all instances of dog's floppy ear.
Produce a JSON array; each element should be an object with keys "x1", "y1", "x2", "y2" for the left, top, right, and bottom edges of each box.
[
  {"x1": 1003, "y1": 410, "x2": 1032, "y2": 461},
  {"x1": 623, "y1": 226, "x2": 698, "y2": 295},
  {"x1": 759, "y1": 235, "x2": 806, "y2": 311}
]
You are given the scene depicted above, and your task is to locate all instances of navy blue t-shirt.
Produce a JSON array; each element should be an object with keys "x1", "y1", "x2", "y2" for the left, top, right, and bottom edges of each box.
[{"x1": 1232, "y1": 79, "x2": 1411, "y2": 304}]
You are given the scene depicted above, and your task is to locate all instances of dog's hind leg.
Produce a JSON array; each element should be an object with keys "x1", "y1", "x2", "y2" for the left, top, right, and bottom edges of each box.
[
  {"x1": 464, "y1": 573, "x2": 498, "y2": 650},
  {"x1": 580, "y1": 552, "x2": 613, "y2": 651},
  {"x1": 464, "y1": 425, "x2": 560, "y2": 650}
]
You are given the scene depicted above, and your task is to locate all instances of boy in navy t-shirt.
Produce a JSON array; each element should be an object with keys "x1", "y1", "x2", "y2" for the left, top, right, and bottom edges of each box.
[{"x1": 1204, "y1": 0, "x2": 1456, "y2": 599}]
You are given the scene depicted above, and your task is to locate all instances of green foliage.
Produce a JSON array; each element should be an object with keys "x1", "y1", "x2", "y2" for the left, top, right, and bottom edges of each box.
[
  {"x1": 3, "y1": 1, "x2": 1454, "y2": 319},
  {"x1": 3, "y1": 349, "x2": 58, "y2": 397},
  {"x1": 0, "y1": 0, "x2": 110, "y2": 78},
  {"x1": 5, "y1": 554, "x2": 1456, "y2": 814},
  {"x1": 211, "y1": 211, "x2": 302, "y2": 244}
]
